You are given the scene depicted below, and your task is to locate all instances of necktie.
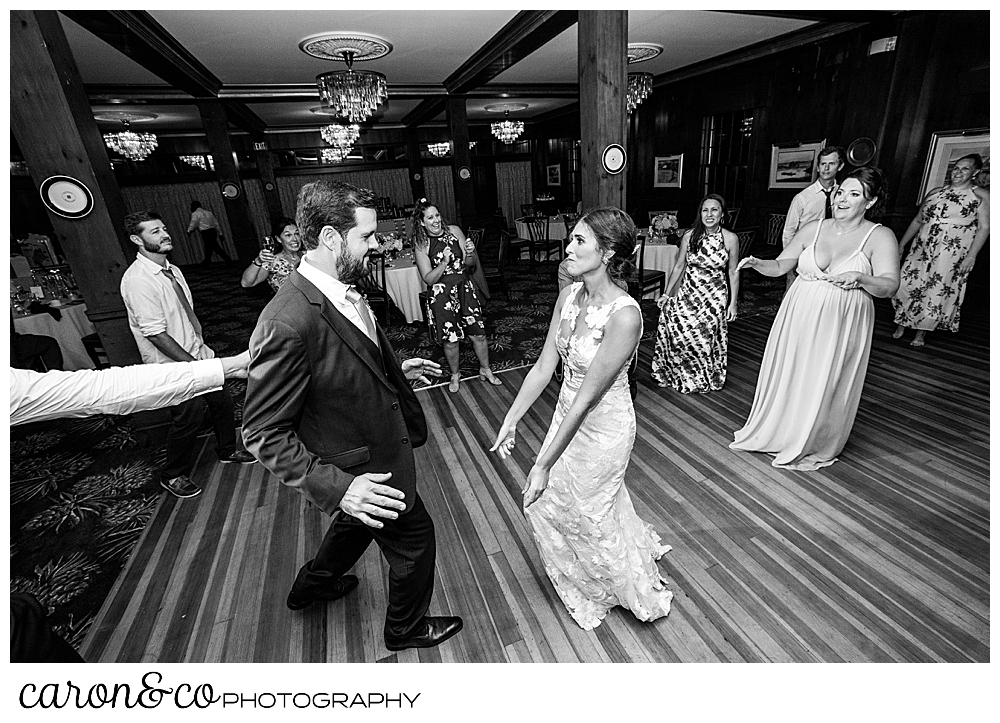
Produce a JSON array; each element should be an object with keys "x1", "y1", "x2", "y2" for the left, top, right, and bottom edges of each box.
[
  {"x1": 823, "y1": 187, "x2": 834, "y2": 219},
  {"x1": 345, "y1": 287, "x2": 378, "y2": 346},
  {"x1": 161, "y1": 266, "x2": 202, "y2": 336}
]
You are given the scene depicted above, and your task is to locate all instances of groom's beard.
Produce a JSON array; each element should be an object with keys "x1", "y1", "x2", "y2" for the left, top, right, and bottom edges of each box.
[{"x1": 337, "y1": 241, "x2": 369, "y2": 285}]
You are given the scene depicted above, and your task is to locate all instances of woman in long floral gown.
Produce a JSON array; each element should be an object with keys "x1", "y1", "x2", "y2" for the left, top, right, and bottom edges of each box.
[
  {"x1": 651, "y1": 194, "x2": 740, "y2": 393},
  {"x1": 491, "y1": 208, "x2": 673, "y2": 631},
  {"x1": 891, "y1": 154, "x2": 990, "y2": 347}
]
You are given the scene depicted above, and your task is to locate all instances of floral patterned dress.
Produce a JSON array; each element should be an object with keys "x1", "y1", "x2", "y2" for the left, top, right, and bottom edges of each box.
[
  {"x1": 262, "y1": 252, "x2": 302, "y2": 292},
  {"x1": 427, "y1": 230, "x2": 486, "y2": 344},
  {"x1": 526, "y1": 283, "x2": 673, "y2": 630},
  {"x1": 651, "y1": 228, "x2": 730, "y2": 393},
  {"x1": 892, "y1": 186, "x2": 981, "y2": 332}
]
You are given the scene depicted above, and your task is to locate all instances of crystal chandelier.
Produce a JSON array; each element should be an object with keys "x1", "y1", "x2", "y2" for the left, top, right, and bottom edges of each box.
[
  {"x1": 626, "y1": 73, "x2": 653, "y2": 114},
  {"x1": 321, "y1": 123, "x2": 360, "y2": 148},
  {"x1": 302, "y1": 34, "x2": 392, "y2": 124},
  {"x1": 428, "y1": 142, "x2": 450, "y2": 158},
  {"x1": 491, "y1": 110, "x2": 524, "y2": 145},
  {"x1": 322, "y1": 147, "x2": 350, "y2": 164},
  {"x1": 180, "y1": 154, "x2": 213, "y2": 170},
  {"x1": 101, "y1": 114, "x2": 158, "y2": 161}
]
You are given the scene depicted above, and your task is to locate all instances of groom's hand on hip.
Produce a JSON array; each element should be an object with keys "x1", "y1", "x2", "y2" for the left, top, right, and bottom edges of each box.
[{"x1": 340, "y1": 472, "x2": 406, "y2": 529}]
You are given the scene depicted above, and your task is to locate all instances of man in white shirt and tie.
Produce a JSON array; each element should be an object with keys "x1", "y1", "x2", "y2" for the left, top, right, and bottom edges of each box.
[
  {"x1": 781, "y1": 145, "x2": 846, "y2": 289},
  {"x1": 187, "y1": 200, "x2": 232, "y2": 266},
  {"x1": 120, "y1": 210, "x2": 255, "y2": 499}
]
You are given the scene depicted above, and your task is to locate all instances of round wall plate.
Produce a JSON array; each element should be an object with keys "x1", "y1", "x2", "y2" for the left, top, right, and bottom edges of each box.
[
  {"x1": 847, "y1": 137, "x2": 876, "y2": 166},
  {"x1": 39, "y1": 175, "x2": 94, "y2": 219},
  {"x1": 221, "y1": 182, "x2": 241, "y2": 199},
  {"x1": 264, "y1": 181, "x2": 275, "y2": 192},
  {"x1": 458, "y1": 166, "x2": 471, "y2": 180},
  {"x1": 602, "y1": 144, "x2": 627, "y2": 175},
  {"x1": 413, "y1": 172, "x2": 422, "y2": 181}
]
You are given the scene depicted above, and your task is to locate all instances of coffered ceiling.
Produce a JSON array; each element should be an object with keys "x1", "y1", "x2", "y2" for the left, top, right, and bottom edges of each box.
[{"x1": 56, "y1": 9, "x2": 838, "y2": 136}]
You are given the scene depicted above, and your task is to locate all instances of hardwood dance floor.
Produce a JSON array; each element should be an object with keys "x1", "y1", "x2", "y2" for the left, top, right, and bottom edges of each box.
[{"x1": 81, "y1": 302, "x2": 989, "y2": 663}]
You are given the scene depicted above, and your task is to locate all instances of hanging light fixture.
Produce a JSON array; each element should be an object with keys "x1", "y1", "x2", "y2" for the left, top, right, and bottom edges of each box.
[
  {"x1": 625, "y1": 43, "x2": 662, "y2": 115},
  {"x1": 322, "y1": 147, "x2": 351, "y2": 164},
  {"x1": 301, "y1": 33, "x2": 391, "y2": 124},
  {"x1": 180, "y1": 154, "x2": 214, "y2": 170},
  {"x1": 321, "y1": 123, "x2": 361, "y2": 148},
  {"x1": 96, "y1": 112, "x2": 159, "y2": 161},
  {"x1": 428, "y1": 142, "x2": 450, "y2": 158},
  {"x1": 626, "y1": 73, "x2": 653, "y2": 114},
  {"x1": 486, "y1": 103, "x2": 527, "y2": 145}
]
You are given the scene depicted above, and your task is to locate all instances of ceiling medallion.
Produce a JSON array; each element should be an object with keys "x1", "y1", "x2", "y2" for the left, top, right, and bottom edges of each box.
[
  {"x1": 303, "y1": 33, "x2": 391, "y2": 124},
  {"x1": 486, "y1": 103, "x2": 528, "y2": 145},
  {"x1": 627, "y1": 72, "x2": 653, "y2": 114},
  {"x1": 428, "y1": 142, "x2": 450, "y2": 158},
  {"x1": 96, "y1": 112, "x2": 159, "y2": 162},
  {"x1": 627, "y1": 43, "x2": 663, "y2": 64}
]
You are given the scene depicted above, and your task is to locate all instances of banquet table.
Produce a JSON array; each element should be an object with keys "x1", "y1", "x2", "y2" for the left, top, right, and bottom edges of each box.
[
  {"x1": 12, "y1": 301, "x2": 96, "y2": 370},
  {"x1": 383, "y1": 256, "x2": 424, "y2": 324}
]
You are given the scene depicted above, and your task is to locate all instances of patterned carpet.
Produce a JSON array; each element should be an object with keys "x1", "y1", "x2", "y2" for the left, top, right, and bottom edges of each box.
[{"x1": 9, "y1": 257, "x2": 786, "y2": 651}]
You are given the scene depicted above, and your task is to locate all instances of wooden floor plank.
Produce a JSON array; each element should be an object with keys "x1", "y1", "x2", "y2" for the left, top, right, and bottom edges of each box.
[{"x1": 80, "y1": 301, "x2": 989, "y2": 663}]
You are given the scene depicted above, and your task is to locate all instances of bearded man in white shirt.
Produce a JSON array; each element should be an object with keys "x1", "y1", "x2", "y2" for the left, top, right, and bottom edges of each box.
[
  {"x1": 781, "y1": 145, "x2": 846, "y2": 289},
  {"x1": 120, "y1": 210, "x2": 255, "y2": 499}
]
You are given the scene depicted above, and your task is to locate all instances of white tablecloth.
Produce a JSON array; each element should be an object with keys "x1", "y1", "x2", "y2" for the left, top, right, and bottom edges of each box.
[
  {"x1": 642, "y1": 243, "x2": 682, "y2": 273},
  {"x1": 515, "y1": 216, "x2": 570, "y2": 242},
  {"x1": 13, "y1": 301, "x2": 96, "y2": 370},
  {"x1": 384, "y1": 257, "x2": 424, "y2": 324}
]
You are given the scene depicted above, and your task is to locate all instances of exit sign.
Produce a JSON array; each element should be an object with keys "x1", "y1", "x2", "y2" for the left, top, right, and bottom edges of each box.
[{"x1": 253, "y1": 141, "x2": 267, "y2": 151}]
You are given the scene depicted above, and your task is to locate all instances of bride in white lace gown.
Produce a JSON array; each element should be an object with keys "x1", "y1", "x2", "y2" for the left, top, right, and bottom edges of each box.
[{"x1": 491, "y1": 208, "x2": 673, "y2": 630}]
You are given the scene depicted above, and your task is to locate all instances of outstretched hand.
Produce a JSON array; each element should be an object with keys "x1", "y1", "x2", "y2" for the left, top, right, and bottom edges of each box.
[
  {"x1": 736, "y1": 256, "x2": 759, "y2": 272},
  {"x1": 340, "y1": 472, "x2": 406, "y2": 529},
  {"x1": 489, "y1": 422, "x2": 517, "y2": 459},
  {"x1": 402, "y1": 357, "x2": 443, "y2": 384},
  {"x1": 825, "y1": 270, "x2": 861, "y2": 290}
]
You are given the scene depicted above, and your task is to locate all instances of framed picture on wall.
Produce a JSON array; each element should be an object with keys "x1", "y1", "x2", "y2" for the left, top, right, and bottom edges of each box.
[
  {"x1": 653, "y1": 155, "x2": 683, "y2": 188},
  {"x1": 917, "y1": 128, "x2": 990, "y2": 203},
  {"x1": 547, "y1": 163, "x2": 562, "y2": 186},
  {"x1": 768, "y1": 140, "x2": 825, "y2": 189}
]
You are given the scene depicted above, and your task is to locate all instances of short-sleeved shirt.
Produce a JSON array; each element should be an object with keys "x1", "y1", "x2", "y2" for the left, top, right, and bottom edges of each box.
[{"x1": 187, "y1": 207, "x2": 220, "y2": 233}]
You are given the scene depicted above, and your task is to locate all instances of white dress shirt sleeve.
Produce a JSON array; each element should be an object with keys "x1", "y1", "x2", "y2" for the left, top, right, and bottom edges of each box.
[
  {"x1": 121, "y1": 270, "x2": 170, "y2": 338},
  {"x1": 9, "y1": 359, "x2": 225, "y2": 426},
  {"x1": 782, "y1": 192, "x2": 806, "y2": 247}
]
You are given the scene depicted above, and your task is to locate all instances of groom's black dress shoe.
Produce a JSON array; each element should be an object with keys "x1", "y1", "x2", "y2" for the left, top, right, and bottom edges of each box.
[
  {"x1": 286, "y1": 575, "x2": 359, "y2": 611},
  {"x1": 384, "y1": 616, "x2": 463, "y2": 651}
]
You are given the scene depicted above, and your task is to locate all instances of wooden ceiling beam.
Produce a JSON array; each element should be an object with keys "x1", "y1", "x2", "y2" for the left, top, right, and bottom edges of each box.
[
  {"x1": 62, "y1": 10, "x2": 266, "y2": 135},
  {"x1": 722, "y1": 10, "x2": 899, "y2": 23},
  {"x1": 404, "y1": 10, "x2": 578, "y2": 128}
]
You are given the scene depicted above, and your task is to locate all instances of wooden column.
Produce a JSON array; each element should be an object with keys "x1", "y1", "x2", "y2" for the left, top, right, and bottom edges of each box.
[
  {"x1": 579, "y1": 10, "x2": 628, "y2": 211},
  {"x1": 252, "y1": 138, "x2": 286, "y2": 225},
  {"x1": 10, "y1": 10, "x2": 141, "y2": 366},
  {"x1": 197, "y1": 101, "x2": 259, "y2": 262},
  {"x1": 405, "y1": 128, "x2": 426, "y2": 204},
  {"x1": 446, "y1": 96, "x2": 476, "y2": 226}
]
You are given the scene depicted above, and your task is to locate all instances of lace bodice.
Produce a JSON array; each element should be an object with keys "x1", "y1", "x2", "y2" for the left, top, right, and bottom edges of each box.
[{"x1": 556, "y1": 283, "x2": 640, "y2": 397}]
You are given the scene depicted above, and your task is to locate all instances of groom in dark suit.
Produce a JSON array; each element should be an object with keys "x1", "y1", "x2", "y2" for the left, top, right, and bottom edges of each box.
[{"x1": 242, "y1": 179, "x2": 462, "y2": 652}]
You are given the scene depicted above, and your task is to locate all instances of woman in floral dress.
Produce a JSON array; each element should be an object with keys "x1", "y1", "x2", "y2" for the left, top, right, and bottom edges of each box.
[
  {"x1": 412, "y1": 198, "x2": 502, "y2": 392},
  {"x1": 651, "y1": 194, "x2": 740, "y2": 393},
  {"x1": 892, "y1": 154, "x2": 990, "y2": 347},
  {"x1": 241, "y1": 217, "x2": 303, "y2": 292}
]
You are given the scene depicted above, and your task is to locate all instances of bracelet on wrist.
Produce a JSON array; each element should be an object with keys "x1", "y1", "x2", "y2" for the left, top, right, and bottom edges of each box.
[{"x1": 253, "y1": 258, "x2": 263, "y2": 267}]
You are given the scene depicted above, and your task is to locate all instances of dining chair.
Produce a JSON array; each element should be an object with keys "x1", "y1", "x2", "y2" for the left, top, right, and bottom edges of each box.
[
  {"x1": 81, "y1": 333, "x2": 111, "y2": 369},
  {"x1": 632, "y1": 232, "x2": 666, "y2": 299},
  {"x1": 727, "y1": 207, "x2": 741, "y2": 228},
  {"x1": 357, "y1": 252, "x2": 390, "y2": 324},
  {"x1": 467, "y1": 228, "x2": 484, "y2": 249},
  {"x1": 418, "y1": 290, "x2": 435, "y2": 339},
  {"x1": 481, "y1": 230, "x2": 511, "y2": 301},
  {"x1": 508, "y1": 217, "x2": 535, "y2": 266},
  {"x1": 766, "y1": 213, "x2": 787, "y2": 247},
  {"x1": 524, "y1": 215, "x2": 562, "y2": 263},
  {"x1": 736, "y1": 228, "x2": 757, "y2": 259}
]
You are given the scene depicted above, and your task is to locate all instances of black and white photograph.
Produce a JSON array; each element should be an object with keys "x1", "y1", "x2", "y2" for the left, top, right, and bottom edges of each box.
[{"x1": 8, "y1": 7, "x2": 989, "y2": 722}]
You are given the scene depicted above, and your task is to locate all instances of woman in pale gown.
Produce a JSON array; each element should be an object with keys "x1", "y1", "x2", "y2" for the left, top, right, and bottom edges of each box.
[
  {"x1": 490, "y1": 208, "x2": 673, "y2": 630},
  {"x1": 731, "y1": 167, "x2": 900, "y2": 470}
]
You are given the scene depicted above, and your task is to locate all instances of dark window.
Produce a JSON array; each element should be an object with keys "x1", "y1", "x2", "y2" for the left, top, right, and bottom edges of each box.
[{"x1": 700, "y1": 110, "x2": 755, "y2": 208}]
